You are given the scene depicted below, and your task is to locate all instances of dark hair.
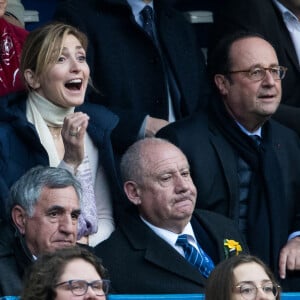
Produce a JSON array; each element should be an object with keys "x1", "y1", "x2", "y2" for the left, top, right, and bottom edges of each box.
[
  {"x1": 207, "y1": 31, "x2": 266, "y2": 82},
  {"x1": 22, "y1": 246, "x2": 108, "y2": 300},
  {"x1": 205, "y1": 255, "x2": 280, "y2": 300}
]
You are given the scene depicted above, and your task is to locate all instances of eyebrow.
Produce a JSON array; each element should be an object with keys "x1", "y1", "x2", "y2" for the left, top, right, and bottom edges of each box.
[
  {"x1": 249, "y1": 63, "x2": 280, "y2": 68},
  {"x1": 61, "y1": 45, "x2": 84, "y2": 52},
  {"x1": 46, "y1": 205, "x2": 80, "y2": 214}
]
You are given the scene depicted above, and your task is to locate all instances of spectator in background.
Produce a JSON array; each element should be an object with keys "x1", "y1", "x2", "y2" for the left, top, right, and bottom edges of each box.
[
  {"x1": 22, "y1": 246, "x2": 110, "y2": 300},
  {"x1": 157, "y1": 31, "x2": 300, "y2": 291},
  {"x1": 95, "y1": 138, "x2": 248, "y2": 293},
  {"x1": 0, "y1": 0, "x2": 28, "y2": 96},
  {"x1": 205, "y1": 255, "x2": 281, "y2": 300},
  {"x1": 6, "y1": 0, "x2": 25, "y2": 27},
  {"x1": 54, "y1": 0, "x2": 211, "y2": 154},
  {"x1": 211, "y1": 0, "x2": 300, "y2": 135},
  {"x1": 0, "y1": 166, "x2": 82, "y2": 296},
  {"x1": 0, "y1": 22, "x2": 125, "y2": 246}
]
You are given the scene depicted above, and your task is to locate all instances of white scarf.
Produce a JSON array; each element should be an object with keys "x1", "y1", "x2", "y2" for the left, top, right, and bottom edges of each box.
[{"x1": 26, "y1": 91, "x2": 74, "y2": 166}]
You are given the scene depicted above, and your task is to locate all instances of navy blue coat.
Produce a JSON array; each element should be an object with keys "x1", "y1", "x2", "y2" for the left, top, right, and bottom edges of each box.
[
  {"x1": 54, "y1": 0, "x2": 210, "y2": 153},
  {"x1": 211, "y1": 0, "x2": 300, "y2": 134},
  {"x1": 0, "y1": 92, "x2": 126, "y2": 221}
]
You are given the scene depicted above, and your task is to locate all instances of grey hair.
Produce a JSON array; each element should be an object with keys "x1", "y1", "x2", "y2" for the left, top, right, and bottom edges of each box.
[
  {"x1": 120, "y1": 137, "x2": 175, "y2": 184},
  {"x1": 9, "y1": 166, "x2": 82, "y2": 217}
]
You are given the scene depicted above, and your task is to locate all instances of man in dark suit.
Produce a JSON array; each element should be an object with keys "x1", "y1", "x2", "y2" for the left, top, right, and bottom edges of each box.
[
  {"x1": 211, "y1": 0, "x2": 300, "y2": 135},
  {"x1": 53, "y1": 0, "x2": 210, "y2": 154},
  {"x1": 0, "y1": 166, "x2": 82, "y2": 296},
  {"x1": 95, "y1": 138, "x2": 247, "y2": 293},
  {"x1": 158, "y1": 31, "x2": 300, "y2": 291}
]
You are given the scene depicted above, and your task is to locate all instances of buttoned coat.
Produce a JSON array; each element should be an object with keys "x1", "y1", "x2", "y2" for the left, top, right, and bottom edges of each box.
[
  {"x1": 95, "y1": 209, "x2": 248, "y2": 293},
  {"x1": 157, "y1": 109, "x2": 300, "y2": 290}
]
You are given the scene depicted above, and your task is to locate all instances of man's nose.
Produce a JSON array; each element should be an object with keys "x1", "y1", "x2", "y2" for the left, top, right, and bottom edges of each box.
[
  {"x1": 262, "y1": 69, "x2": 276, "y2": 85},
  {"x1": 59, "y1": 214, "x2": 76, "y2": 234}
]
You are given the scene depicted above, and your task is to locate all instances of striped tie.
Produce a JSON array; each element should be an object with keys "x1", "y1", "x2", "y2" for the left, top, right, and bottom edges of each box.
[{"x1": 176, "y1": 234, "x2": 214, "y2": 278}]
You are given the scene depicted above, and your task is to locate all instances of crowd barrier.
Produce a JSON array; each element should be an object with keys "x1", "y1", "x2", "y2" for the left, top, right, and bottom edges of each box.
[
  {"x1": 2, "y1": 292, "x2": 300, "y2": 299},
  {"x1": 108, "y1": 293, "x2": 300, "y2": 300}
]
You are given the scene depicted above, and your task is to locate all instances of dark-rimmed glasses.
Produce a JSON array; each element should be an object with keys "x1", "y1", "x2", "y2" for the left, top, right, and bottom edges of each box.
[
  {"x1": 234, "y1": 282, "x2": 280, "y2": 300},
  {"x1": 55, "y1": 279, "x2": 110, "y2": 296},
  {"x1": 228, "y1": 66, "x2": 287, "y2": 81}
]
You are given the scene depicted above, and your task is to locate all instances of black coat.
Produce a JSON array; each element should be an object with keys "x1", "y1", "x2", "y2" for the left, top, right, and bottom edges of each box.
[
  {"x1": 0, "y1": 221, "x2": 94, "y2": 296},
  {"x1": 157, "y1": 109, "x2": 300, "y2": 291},
  {"x1": 95, "y1": 209, "x2": 248, "y2": 293},
  {"x1": 211, "y1": 0, "x2": 300, "y2": 134},
  {"x1": 54, "y1": 0, "x2": 210, "y2": 153}
]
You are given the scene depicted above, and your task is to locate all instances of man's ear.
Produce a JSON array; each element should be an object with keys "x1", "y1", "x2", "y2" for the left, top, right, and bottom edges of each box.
[
  {"x1": 214, "y1": 74, "x2": 230, "y2": 96},
  {"x1": 24, "y1": 69, "x2": 41, "y2": 90},
  {"x1": 123, "y1": 181, "x2": 142, "y2": 205},
  {"x1": 11, "y1": 205, "x2": 27, "y2": 235}
]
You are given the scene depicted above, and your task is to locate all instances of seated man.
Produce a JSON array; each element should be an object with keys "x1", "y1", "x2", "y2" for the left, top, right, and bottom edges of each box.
[
  {"x1": 95, "y1": 138, "x2": 248, "y2": 293},
  {"x1": 0, "y1": 166, "x2": 82, "y2": 296},
  {"x1": 210, "y1": 0, "x2": 300, "y2": 135},
  {"x1": 157, "y1": 31, "x2": 300, "y2": 291}
]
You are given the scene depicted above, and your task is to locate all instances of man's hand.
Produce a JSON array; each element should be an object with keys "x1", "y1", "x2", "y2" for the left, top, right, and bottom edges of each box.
[
  {"x1": 279, "y1": 236, "x2": 300, "y2": 279},
  {"x1": 145, "y1": 116, "x2": 169, "y2": 137}
]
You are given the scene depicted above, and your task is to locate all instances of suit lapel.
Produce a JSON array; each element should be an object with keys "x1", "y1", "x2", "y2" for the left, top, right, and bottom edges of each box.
[
  {"x1": 209, "y1": 122, "x2": 240, "y2": 220},
  {"x1": 122, "y1": 213, "x2": 206, "y2": 286},
  {"x1": 272, "y1": 3, "x2": 300, "y2": 72},
  {"x1": 144, "y1": 234, "x2": 206, "y2": 286}
]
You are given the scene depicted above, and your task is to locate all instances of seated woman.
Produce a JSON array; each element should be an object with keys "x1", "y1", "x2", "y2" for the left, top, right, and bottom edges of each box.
[
  {"x1": 22, "y1": 246, "x2": 110, "y2": 300},
  {"x1": 0, "y1": 22, "x2": 124, "y2": 246},
  {"x1": 205, "y1": 254, "x2": 281, "y2": 300}
]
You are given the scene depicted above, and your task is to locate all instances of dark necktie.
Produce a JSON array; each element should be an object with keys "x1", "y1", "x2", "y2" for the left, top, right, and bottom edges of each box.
[
  {"x1": 140, "y1": 5, "x2": 182, "y2": 118},
  {"x1": 250, "y1": 134, "x2": 262, "y2": 148},
  {"x1": 140, "y1": 5, "x2": 155, "y2": 39},
  {"x1": 176, "y1": 234, "x2": 215, "y2": 278}
]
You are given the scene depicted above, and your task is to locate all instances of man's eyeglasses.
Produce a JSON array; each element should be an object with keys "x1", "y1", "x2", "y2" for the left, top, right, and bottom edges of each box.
[
  {"x1": 228, "y1": 66, "x2": 287, "y2": 81},
  {"x1": 234, "y1": 282, "x2": 280, "y2": 300},
  {"x1": 55, "y1": 279, "x2": 110, "y2": 296}
]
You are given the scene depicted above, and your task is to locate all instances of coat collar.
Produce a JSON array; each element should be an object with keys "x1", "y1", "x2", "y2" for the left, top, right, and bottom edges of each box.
[{"x1": 120, "y1": 211, "x2": 206, "y2": 286}]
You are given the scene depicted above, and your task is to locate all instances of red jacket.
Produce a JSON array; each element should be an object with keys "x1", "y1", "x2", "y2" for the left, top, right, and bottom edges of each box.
[{"x1": 0, "y1": 18, "x2": 28, "y2": 96}]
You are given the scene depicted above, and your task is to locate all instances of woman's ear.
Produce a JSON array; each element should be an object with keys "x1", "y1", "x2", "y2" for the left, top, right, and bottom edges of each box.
[{"x1": 24, "y1": 69, "x2": 40, "y2": 89}]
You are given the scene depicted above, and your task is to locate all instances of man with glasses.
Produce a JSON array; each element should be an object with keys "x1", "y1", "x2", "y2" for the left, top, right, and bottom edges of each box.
[
  {"x1": 211, "y1": 0, "x2": 300, "y2": 137},
  {"x1": 157, "y1": 31, "x2": 300, "y2": 291}
]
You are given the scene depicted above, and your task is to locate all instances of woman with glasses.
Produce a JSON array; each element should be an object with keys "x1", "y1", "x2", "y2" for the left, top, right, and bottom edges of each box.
[
  {"x1": 205, "y1": 255, "x2": 280, "y2": 300},
  {"x1": 22, "y1": 246, "x2": 110, "y2": 300}
]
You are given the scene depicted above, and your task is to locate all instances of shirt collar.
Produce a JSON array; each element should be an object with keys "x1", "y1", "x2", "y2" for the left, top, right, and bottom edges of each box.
[
  {"x1": 273, "y1": 0, "x2": 299, "y2": 23},
  {"x1": 140, "y1": 216, "x2": 196, "y2": 246},
  {"x1": 235, "y1": 121, "x2": 262, "y2": 137}
]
